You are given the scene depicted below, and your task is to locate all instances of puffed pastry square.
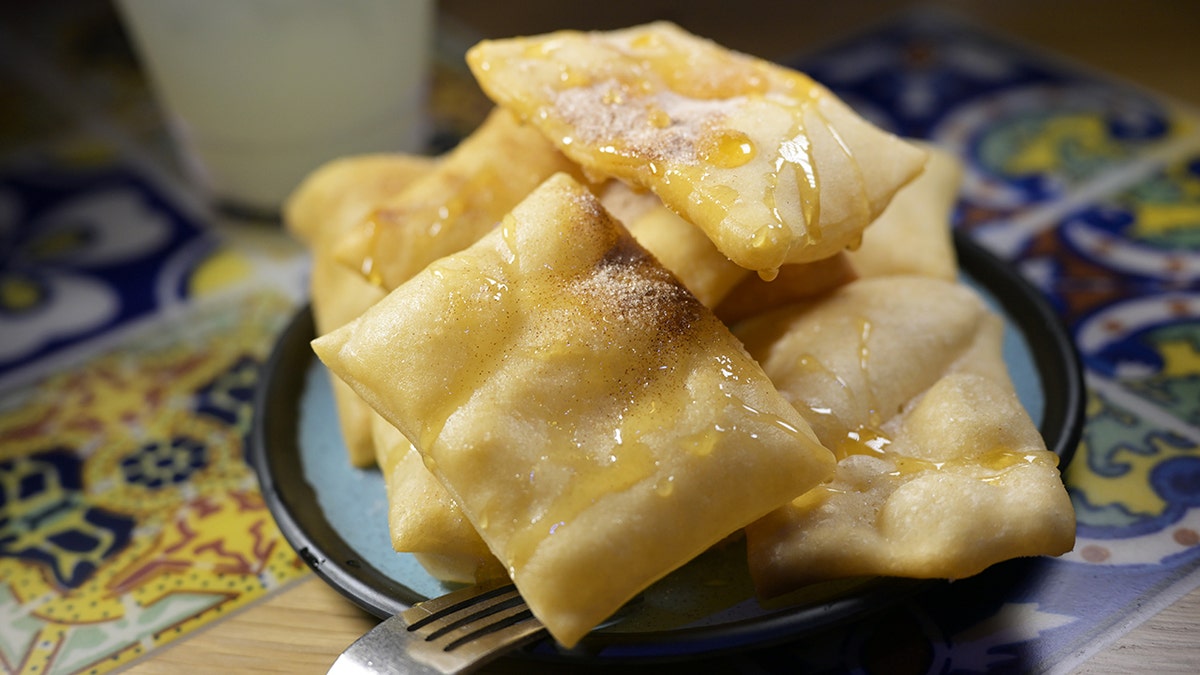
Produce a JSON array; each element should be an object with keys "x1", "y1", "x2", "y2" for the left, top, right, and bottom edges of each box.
[
  {"x1": 845, "y1": 142, "x2": 962, "y2": 281},
  {"x1": 284, "y1": 153, "x2": 434, "y2": 466},
  {"x1": 334, "y1": 107, "x2": 583, "y2": 292},
  {"x1": 314, "y1": 173, "x2": 835, "y2": 647},
  {"x1": 734, "y1": 277, "x2": 1075, "y2": 598},
  {"x1": 467, "y1": 22, "x2": 927, "y2": 276}
]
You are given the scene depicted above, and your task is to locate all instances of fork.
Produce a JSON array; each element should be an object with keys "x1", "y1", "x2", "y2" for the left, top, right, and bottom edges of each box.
[{"x1": 327, "y1": 577, "x2": 548, "y2": 675}]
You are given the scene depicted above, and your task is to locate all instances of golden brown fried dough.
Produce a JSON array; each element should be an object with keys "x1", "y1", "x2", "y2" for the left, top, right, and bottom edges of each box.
[
  {"x1": 334, "y1": 107, "x2": 584, "y2": 292},
  {"x1": 314, "y1": 173, "x2": 834, "y2": 647},
  {"x1": 846, "y1": 143, "x2": 962, "y2": 280},
  {"x1": 285, "y1": 153, "x2": 434, "y2": 466},
  {"x1": 285, "y1": 154, "x2": 436, "y2": 248},
  {"x1": 734, "y1": 277, "x2": 1075, "y2": 597},
  {"x1": 467, "y1": 22, "x2": 927, "y2": 276}
]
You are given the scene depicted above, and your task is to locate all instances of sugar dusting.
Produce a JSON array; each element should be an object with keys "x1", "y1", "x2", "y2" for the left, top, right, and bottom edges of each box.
[
  {"x1": 553, "y1": 83, "x2": 742, "y2": 164},
  {"x1": 571, "y1": 232, "x2": 702, "y2": 339}
]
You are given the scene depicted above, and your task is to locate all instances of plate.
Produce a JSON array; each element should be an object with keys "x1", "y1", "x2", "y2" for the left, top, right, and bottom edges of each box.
[{"x1": 249, "y1": 231, "x2": 1085, "y2": 664}]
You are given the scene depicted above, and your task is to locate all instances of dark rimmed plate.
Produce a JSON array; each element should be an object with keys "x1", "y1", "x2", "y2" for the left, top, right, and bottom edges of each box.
[{"x1": 249, "y1": 230, "x2": 1084, "y2": 665}]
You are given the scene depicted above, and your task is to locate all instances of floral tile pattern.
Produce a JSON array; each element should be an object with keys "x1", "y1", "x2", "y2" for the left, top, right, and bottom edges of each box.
[
  {"x1": 797, "y1": 11, "x2": 1197, "y2": 235},
  {"x1": 731, "y1": 11, "x2": 1200, "y2": 673},
  {"x1": 0, "y1": 293, "x2": 306, "y2": 675},
  {"x1": 0, "y1": 166, "x2": 218, "y2": 389}
]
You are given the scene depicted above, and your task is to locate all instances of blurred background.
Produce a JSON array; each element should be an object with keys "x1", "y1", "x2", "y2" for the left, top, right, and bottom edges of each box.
[
  {"x1": 439, "y1": 0, "x2": 1199, "y2": 109},
  {"x1": 2, "y1": 1, "x2": 1196, "y2": 161}
]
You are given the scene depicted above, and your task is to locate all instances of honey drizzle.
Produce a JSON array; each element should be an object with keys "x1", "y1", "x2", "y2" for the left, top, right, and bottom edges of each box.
[
  {"x1": 697, "y1": 128, "x2": 756, "y2": 168},
  {"x1": 850, "y1": 316, "x2": 887, "y2": 429},
  {"x1": 499, "y1": 354, "x2": 812, "y2": 574},
  {"x1": 829, "y1": 424, "x2": 1057, "y2": 482},
  {"x1": 765, "y1": 82, "x2": 826, "y2": 251},
  {"x1": 774, "y1": 131, "x2": 820, "y2": 241},
  {"x1": 818, "y1": 104, "x2": 872, "y2": 229},
  {"x1": 358, "y1": 215, "x2": 384, "y2": 287},
  {"x1": 835, "y1": 425, "x2": 892, "y2": 461},
  {"x1": 515, "y1": 24, "x2": 835, "y2": 273},
  {"x1": 807, "y1": 309, "x2": 1057, "y2": 484}
]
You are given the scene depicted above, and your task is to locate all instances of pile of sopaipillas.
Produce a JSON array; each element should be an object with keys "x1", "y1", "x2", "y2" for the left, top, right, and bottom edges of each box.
[{"x1": 285, "y1": 22, "x2": 1075, "y2": 650}]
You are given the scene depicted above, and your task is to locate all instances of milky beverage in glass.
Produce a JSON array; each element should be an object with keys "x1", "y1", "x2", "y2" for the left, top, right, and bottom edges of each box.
[{"x1": 117, "y1": 0, "x2": 433, "y2": 216}]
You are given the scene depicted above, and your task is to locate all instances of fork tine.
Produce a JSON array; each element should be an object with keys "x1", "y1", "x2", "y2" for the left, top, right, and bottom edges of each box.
[
  {"x1": 415, "y1": 591, "x2": 526, "y2": 642},
  {"x1": 410, "y1": 604, "x2": 544, "y2": 669},
  {"x1": 330, "y1": 577, "x2": 645, "y2": 674},
  {"x1": 440, "y1": 604, "x2": 535, "y2": 651},
  {"x1": 328, "y1": 579, "x2": 548, "y2": 675},
  {"x1": 401, "y1": 577, "x2": 520, "y2": 630},
  {"x1": 402, "y1": 579, "x2": 547, "y2": 673}
]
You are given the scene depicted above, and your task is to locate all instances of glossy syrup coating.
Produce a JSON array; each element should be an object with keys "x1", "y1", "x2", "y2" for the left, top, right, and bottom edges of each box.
[
  {"x1": 313, "y1": 173, "x2": 835, "y2": 647},
  {"x1": 333, "y1": 107, "x2": 584, "y2": 292},
  {"x1": 467, "y1": 22, "x2": 928, "y2": 276},
  {"x1": 734, "y1": 277, "x2": 1075, "y2": 596}
]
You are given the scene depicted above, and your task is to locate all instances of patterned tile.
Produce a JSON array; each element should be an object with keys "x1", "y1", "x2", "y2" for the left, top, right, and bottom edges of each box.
[
  {"x1": 0, "y1": 165, "x2": 218, "y2": 389},
  {"x1": 0, "y1": 292, "x2": 306, "y2": 675},
  {"x1": 794, "y1": 11, "x2": 1196, "y2": 232}
]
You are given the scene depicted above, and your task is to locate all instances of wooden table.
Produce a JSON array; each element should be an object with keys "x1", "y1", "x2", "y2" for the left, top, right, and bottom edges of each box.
[{"x1": 126, "y1": 2, "x2": 1200, "y2": 672}]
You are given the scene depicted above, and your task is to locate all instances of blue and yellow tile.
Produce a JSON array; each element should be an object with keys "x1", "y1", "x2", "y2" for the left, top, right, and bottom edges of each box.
[{"x1": 0, "y1": 292, "x2": 305, "y2": 675}]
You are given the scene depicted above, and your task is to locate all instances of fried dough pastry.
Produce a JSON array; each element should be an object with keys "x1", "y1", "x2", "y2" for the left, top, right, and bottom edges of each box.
[
  {"x1": 313, "y1": 173, "x2": 835, "y2": 647},
  {"x1": 734, "y1": 277, "x2": 1075, "y2": 597},
  {"x1": 285, "y1": 153, "x2": 436, "y2": 248},
  {"x1": 467, "y1": 22, "x2": 927, "y2": 276},
  {"x1": 598, "y1": 181, "x2": 749, "y2": 307},
  {"x1": 714, "y1": 253, "x2": 858, "y2": 325},
  {"x1": 334, "y1": 107, "x2": 584, "y2": 292},
  {"x1": 845, "y1": 143, "x2": 962, "y2": 280},
  {"x1": 285, "y1": 153, "x2": 434, "y2": 466},
  {"x1": 288, "y1": 154, "x2": 509, "y2": 578},
  {"x1": 370, "y1": 415, "x2": 505, "y2": 583}
]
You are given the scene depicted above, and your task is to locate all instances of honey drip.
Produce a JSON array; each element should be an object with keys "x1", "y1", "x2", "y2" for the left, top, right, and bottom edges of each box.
[
  {"x1": 763, "y1": 78, "x2": 826, "y2": 248},
  {"x1": 698, "y1": 128, "x2": 757, "y2": 168},
  {"x1": 835, "y1": 425, "x2": 892, "y2": 461},
  {"x1": 655, "y1": 475, "x2": 676, "y2": 496},
  {"x1": 646, "y1": 106, "x2": 672, "y2": 129},
  {"x1": 887, "y1": 454, "x2": 939, "y2": 477},
  {"x1": 775, "y1": 133, "x2": 821, "y2": 241},
  {"x1": 853, "y1": 316, "x2": 884, "y2": 428},
  {"x1": 792, "y1": 352, "x2": 853, "y2": 402},
  {"x1": 630, "y1": 32, "x2": 661, "y2": 50},
  {"x1": 875, "y1": 447, "x2": 1054, "y2": 480},
  {"x1": 977, "y1": 448, "x2": 1055, "y2": 479},
  {"x1": 820, "y1": 107, "x2": 872, "y2": 230},
  {"x1": 358, "y1": 215, "x2": 384, "y2": 287},
  {"x1": 856, "y1": 317, "x2": 873, "y2": 374}
]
